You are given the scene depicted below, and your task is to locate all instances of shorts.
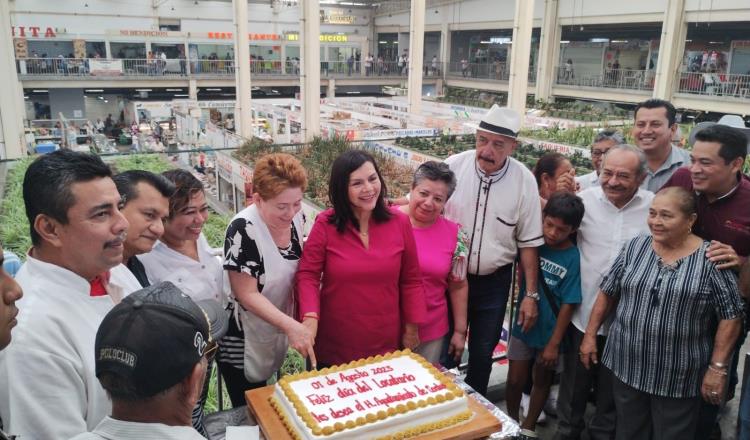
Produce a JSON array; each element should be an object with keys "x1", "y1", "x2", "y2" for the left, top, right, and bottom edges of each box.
[{"x1": 507, "y1": 335, "x2": 563, "y2": 372}]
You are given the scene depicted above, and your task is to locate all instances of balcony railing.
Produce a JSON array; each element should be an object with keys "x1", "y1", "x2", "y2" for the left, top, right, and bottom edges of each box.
[
  {"x1": 676, "y1": 71, "x2": 750, "y2": 99},
  {"x1": 16, "y1": 57, "x2": 444, "y2": 80},
  {"x1": 554, "y1": 66, "x2": 654, "y2": 91}
]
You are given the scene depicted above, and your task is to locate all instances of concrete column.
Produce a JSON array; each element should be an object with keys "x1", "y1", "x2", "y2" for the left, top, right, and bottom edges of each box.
[
  {"x1": 535, "y1": 0, "x2": 560, "y2": 102},
  {"x1": 327, "y1": 78, "x2": 335, "y2": 98},
  {"x1": 439, "y1": 22, "x2": 450, "y2": 76},
  {"x1": 0, "y1": 0, "x2": 25, "y2": 159},
  {"x1": 301, "y1": 0, "x2": 321, "y2": 141},
  {"x1": 189, "y1": 80, "x2": 198, "y2": 100},
  {"x1": 105, "y1": 41, "x2": 112, "y2": 59},
  {"x1": 507, "y1": 0, "x2": 534, "y2": 117},
  {"x1": 407, "y1": 0, "x2": 425, "y2": 115},
  {"x1": 653, "y1": 0, "x2": 687, "y2": 100},
  {"x1": 234, "y1": 0, "x2": 253, "y2": 138}
]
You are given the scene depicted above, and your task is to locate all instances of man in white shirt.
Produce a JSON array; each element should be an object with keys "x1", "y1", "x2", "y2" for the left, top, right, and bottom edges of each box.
[
  {"x1": 555, "y1": 144, "x2": 654, "y2": 440},
  {"x1": 576, "y1": 129, "x2": 624, "y2": 192},
  {"x1": 0, "y1": 150, "x2": 141, "y2": 440},
  {"x1": 444, "y1": 105, "x2": 543, "y2": 397},
  {"x1": 632, "y1": 99, "x2": 691, "y2": 192},
  {"x1": 70, "y1": 282, "x2": 226, "y2": 440}
]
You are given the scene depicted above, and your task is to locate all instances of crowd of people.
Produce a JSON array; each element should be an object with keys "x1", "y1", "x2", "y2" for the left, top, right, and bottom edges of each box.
[{"x1": 0, "y1": 97, "x2": 749, "y2": 440}]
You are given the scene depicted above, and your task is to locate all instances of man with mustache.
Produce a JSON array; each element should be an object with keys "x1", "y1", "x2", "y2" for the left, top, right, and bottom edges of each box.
[
  {"x1": 555, "y1": 144, "x2": 654, "y2": 440},
  {"x1": 0, "y1": 150, "x2": 141, "y2": 440},
  {"x1": 443, "y1": 105, "x2": 543, "y2": 397},
  {"x1": 632, "y1": 99, "x2": 691, "y2": 192},
  {"x1": 113, "y1": 170, "x2": 175, "y2": 287}
]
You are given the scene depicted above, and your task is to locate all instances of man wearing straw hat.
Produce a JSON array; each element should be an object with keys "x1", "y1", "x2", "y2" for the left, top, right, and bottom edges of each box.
[{"x1": 443, "y1": 104, "x2": 543, "y2": 397}]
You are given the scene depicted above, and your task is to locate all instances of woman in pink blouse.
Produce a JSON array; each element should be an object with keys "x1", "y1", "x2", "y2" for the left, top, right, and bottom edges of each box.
[
  {"x1": 398, "y1": 161, "x2": 468, "y2": 365},
  {"x1": 296, "y1": 150, "x2": 426, "y2": 367}
]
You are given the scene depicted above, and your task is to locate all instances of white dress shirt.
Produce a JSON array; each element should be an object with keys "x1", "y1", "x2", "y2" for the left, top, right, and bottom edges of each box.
[
  {"x1": 69, "y1": 416, "x2": 206, "y2": 440},
  {"x1": 444, "y1": 150, "x2": 544, "y2": 275},
  {"x1": 576, "y1": 170, "x2": 599, "y2": 192},
  {"x1": 0, "y1": 257, "x2": 141, "y2": 440},
  {"x1": 572, "y1": 186, "x2": 654, "y2": 335},
  {"x1": 138, "y1": 233, "x2": 224, "y2": 302}
]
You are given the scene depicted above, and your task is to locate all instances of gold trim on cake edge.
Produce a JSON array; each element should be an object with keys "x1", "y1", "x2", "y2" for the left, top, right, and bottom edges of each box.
[{"x1": 274, "y1": 349, "x2": 468, "y2": 436}]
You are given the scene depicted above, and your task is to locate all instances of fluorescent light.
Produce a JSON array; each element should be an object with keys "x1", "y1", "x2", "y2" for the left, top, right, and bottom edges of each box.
[
  {"x1": 611, "y1": 40, "x2": 628, "y2": 43},
  {"x1": 32, "y1": 89, "x2": 48, "y2": 92},
  {"x1": 709, "y1": 41, "x2": 723, "y2": 44},
  {"x1": 220, "y1": 93, "x2": 235, "y2": 96},
  {"x1": 206, "y1": 88, "x2": 222, "y2": 91},
  {"x1": 271, "y1": 89, "x2": 279, "y2": 93},
  {"x1": 85, "y1": 89, "x2": 104, "y2": 92},
  {"x1": 685, "y1": 39, "x2": 693, "y2": 42},
  {"x1": 104, "y1": 100, "x2": 108, "y2": 103},
  {"x1": 166, "y1": 88, "x2": 183, "y2": 91},
  {"x1": 135, "y1": 89, "x2": 152, "y2": 92},
  {"x1": 379, "y1": 41, "x2": 387, "y2": 44},
  {"x1": 174, "y1": 94, "x2": 189, "y2": 97},
  {"x1": 346, "y1": 91, "x2": 361, "y2": 94},
  {"x1": 560, "y1": 40, "x2": 570, "y2": 44},
  {"x1": 590, "y1": 38, "x2": 609, "y2": 43},
  {"x1": 24, "y1": 96, "x2": 28, "y2": 99}
]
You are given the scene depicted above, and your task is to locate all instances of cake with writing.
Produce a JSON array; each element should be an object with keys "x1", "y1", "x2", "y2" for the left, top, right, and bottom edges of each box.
[{"x1": 269, "y1": 349, "x2": 474, "y2": 440}]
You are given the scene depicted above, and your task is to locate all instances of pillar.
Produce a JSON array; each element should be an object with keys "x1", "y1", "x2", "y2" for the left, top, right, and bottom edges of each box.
[
  {"x1": 535, "y1": 0, "x2": 560, "y2": 103},
  {"x1": 0, "y1": 0, "x2": 27, "y2": 159},
  {"x1": 233, "y1": 0, "x2": 253, "y2": 138},
  {"x1": 327, "y1": 78, "x2": 335, "y2": 98},
  {"x1": 507, "y1": 0, "x2": 534, "y2": 117},
  {"x1": 439, "y1": 22, "x2": 450, "y2": 76},
  {"x1": 653, "y1": 0, "x2": 687, "y2": 100},
  {"x1": 189, "y1": 79, "x2": 198, "y2": 100},
  {"x1": 407, "y1": 0, "x2": 425, "y2": 115},
  {"x1": 301, "y1": 0, "x2": 321, "y2": 141}
]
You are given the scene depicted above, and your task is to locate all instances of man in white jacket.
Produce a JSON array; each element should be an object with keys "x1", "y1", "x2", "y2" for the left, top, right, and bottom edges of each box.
[{"x1": 0, "y1": 150, "x2": 141, "y2": 440}]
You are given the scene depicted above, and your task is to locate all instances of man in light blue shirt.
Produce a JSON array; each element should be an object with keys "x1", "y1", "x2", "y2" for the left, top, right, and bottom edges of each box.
[{"x1": 631, "y1": 99, "x2": 691, "y2": 192}]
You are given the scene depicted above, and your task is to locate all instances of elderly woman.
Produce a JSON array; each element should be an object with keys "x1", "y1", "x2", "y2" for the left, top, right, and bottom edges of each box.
[
  {"x1": 217, "y1": 153, "x2": 314, "y2": 408},
  {"x1": 138, "y1": 169, "x2": 224, "y2": 435},
  {"x1": 296, "y1": 149, "x2": 425, "y2": 368},
  {"x1": 580, "y1": 186, "x2": 744, "y2": 440},
  {"x1": 398, "y1": 161, "x2": 468, "y2": 365},
  {"x1": 533, "y1": 152, "x2": 576, "y2": 205}
]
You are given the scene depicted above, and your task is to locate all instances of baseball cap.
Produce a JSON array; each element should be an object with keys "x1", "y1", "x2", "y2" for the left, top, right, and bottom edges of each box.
[{"x1": 95, "y1": 281, "x2": 221, "y2": 397}]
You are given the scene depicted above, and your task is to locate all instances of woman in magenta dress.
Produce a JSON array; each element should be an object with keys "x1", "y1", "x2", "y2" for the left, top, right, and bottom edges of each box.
[
  {"x1": 398, "y1": 161, "x2": 468, "y2": 365},
  {"x1": 296, "y1": 150, "x2": 426, "y2": 367}
]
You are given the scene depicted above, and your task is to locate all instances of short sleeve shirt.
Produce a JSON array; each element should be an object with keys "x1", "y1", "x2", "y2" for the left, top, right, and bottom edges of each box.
[
  {"x1": 513, "y1": 244, "x2": 582, "y2": 349},
  {"x1": 601, "y1": 235, "x2": 744, "y2": 398},
  {"x1": 223, "y1": 216, "x2": 302, "y2": 292}
]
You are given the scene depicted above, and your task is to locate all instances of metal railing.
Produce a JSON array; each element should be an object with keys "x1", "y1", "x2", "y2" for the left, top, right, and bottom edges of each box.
[
  {"x1": 445, "y1": 61, "x2": 536, "y2": 83},
  {"x1": 676, "y1": 71, "x2": 750, "y2": 99},
  {"x1": 16, "y1": 57, "x2": 445, "y2": 80},
  {"x1": 554, "y1": 66, "x2": 654, "y2": 91}
]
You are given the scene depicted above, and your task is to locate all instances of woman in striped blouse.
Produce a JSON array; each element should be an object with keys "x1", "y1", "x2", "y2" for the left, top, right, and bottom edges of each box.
[{"x1": 579, "y1": 186, "x2": 744, "y2": 440}]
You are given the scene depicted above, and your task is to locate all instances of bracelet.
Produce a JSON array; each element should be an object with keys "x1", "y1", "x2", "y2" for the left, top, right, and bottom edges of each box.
[
  {"x1": 708, "y1": 365, "x2": 728, "y2": 376},
  {"x1": 303, "y1": 313, "x2": 319, "y2": 320}
]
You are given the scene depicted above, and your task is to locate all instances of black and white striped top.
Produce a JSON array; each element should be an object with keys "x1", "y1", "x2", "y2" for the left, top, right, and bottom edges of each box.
[{"x1": 601, "y1": 235, "x2": 744, "y2": 398}]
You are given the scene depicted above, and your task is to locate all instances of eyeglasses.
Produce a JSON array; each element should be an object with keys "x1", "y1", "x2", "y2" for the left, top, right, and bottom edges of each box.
[
  {"x1": 591, "y1": 149, "x2": 607, "y2": 157},
  {"x1": 204, "y1": 339, "x2": 218, "y2": 360}
]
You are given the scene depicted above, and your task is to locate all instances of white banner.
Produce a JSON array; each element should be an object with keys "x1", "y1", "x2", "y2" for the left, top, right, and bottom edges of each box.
[{"x1": 89, "y1": 59, "x2": 123, "y2": 76}]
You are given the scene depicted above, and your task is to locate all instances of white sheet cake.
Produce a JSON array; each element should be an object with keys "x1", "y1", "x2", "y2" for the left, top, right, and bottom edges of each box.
[{"x1": 269, "y1": 349, "x2": 474, "y2": 440}]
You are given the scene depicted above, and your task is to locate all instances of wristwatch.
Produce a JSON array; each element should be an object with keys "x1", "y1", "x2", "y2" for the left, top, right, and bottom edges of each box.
[{"x1": 525, "y1": 291, "x2": 540, "y2": 301}]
